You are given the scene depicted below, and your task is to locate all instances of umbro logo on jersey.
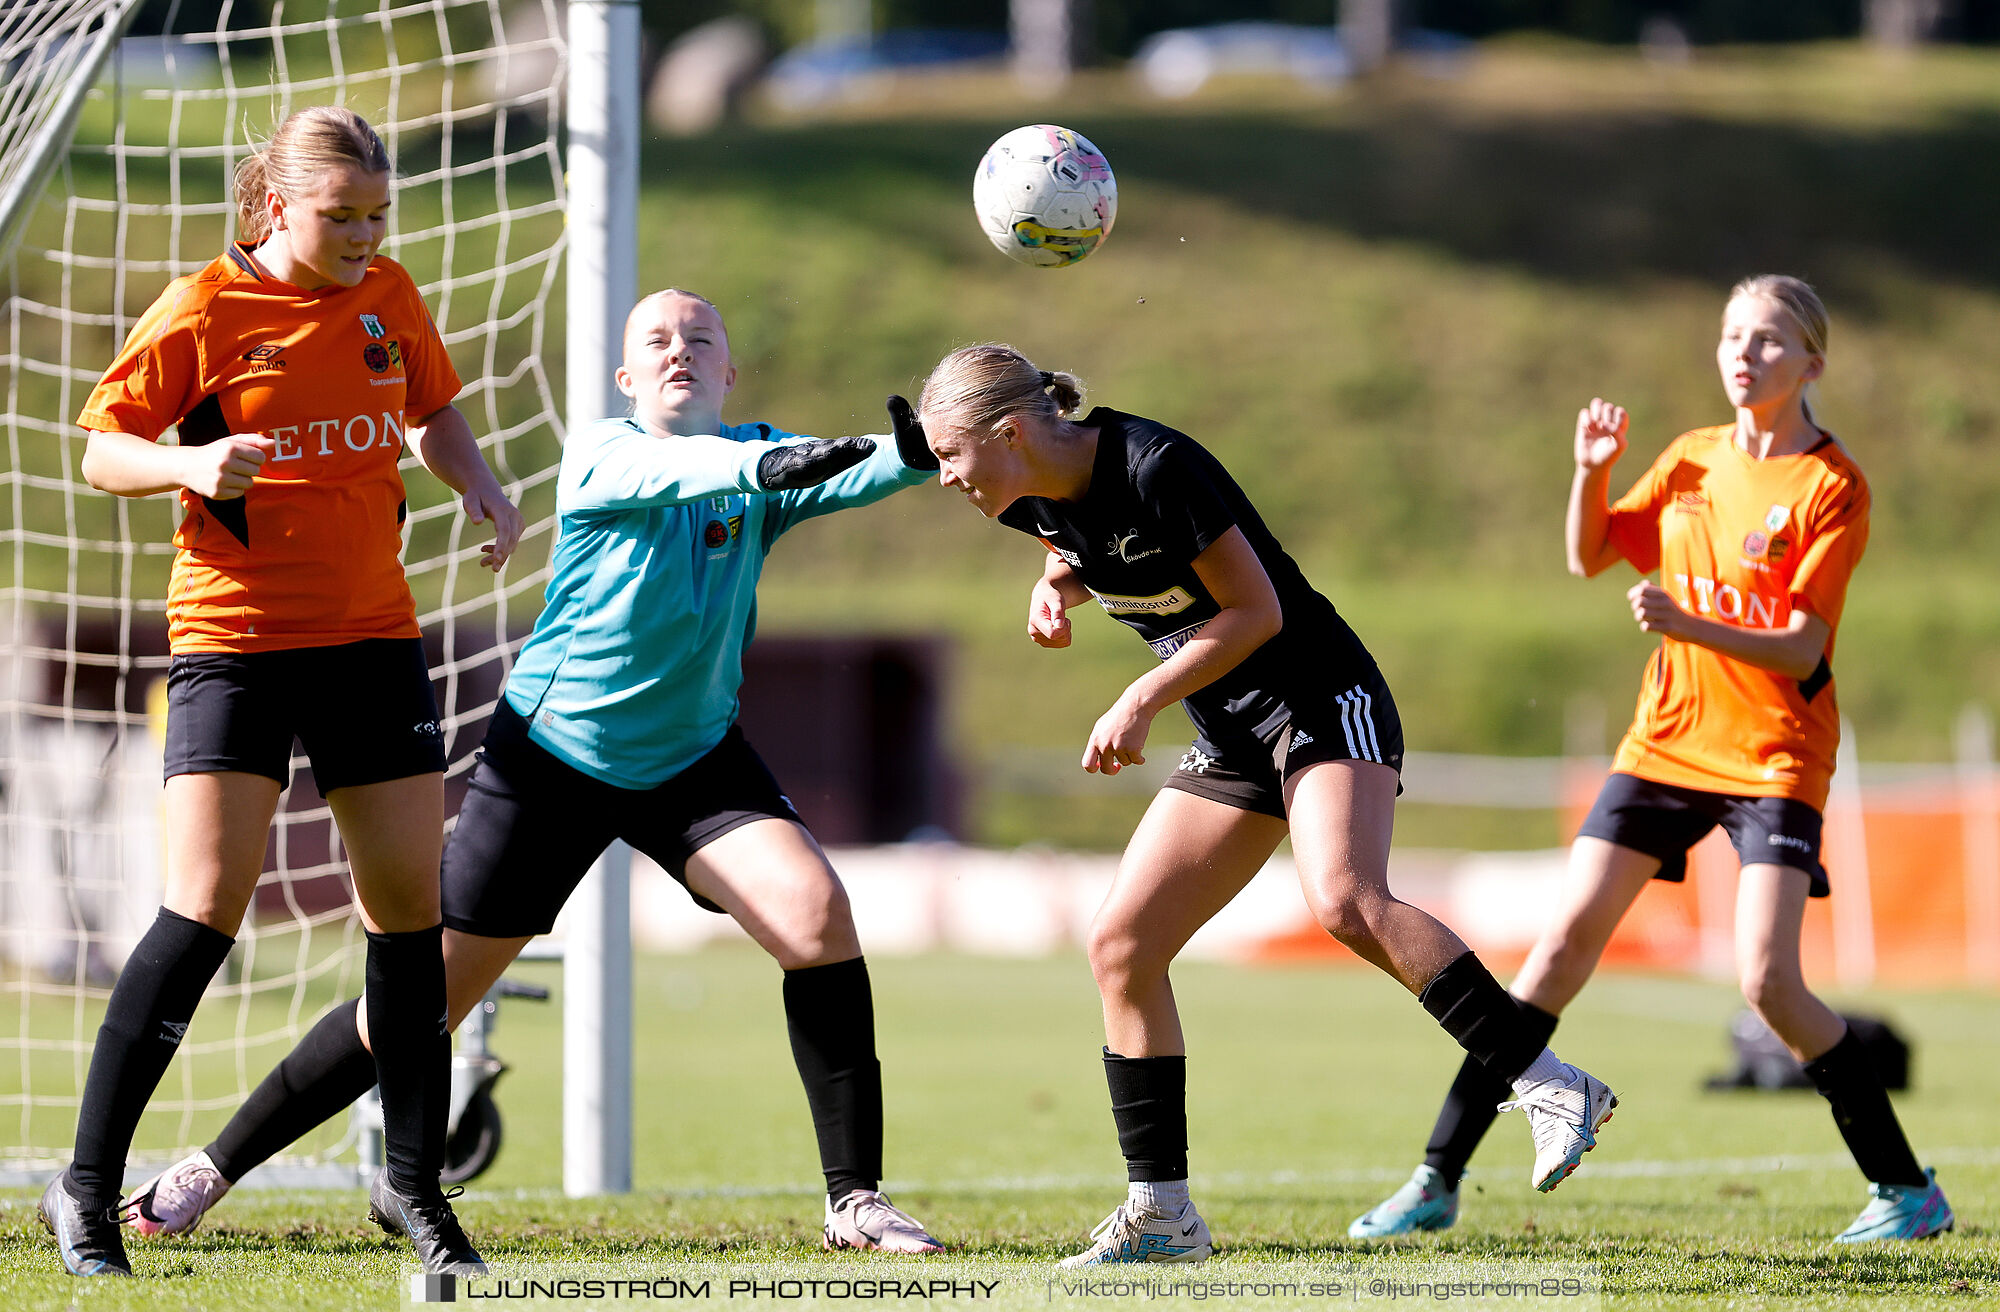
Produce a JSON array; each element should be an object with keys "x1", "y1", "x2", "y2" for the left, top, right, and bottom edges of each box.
[
  {"x1": 1673, "y1": 491, "x2": 1707, "y2": 513},
  {"x1": 359, "y1": 313, "x2": 386, "y2": 338},
  {"x1": 242, "y1": 343, "x2": 287, "y2": 370}
]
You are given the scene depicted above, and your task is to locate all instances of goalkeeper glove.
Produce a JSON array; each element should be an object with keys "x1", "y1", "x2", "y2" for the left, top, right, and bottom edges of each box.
[
  {"x1": 886, "y1": 395, "x2": 938, "y2": 472},
  {"x1": 756, "y1": 437, "x2": 875, "y2": 491}
]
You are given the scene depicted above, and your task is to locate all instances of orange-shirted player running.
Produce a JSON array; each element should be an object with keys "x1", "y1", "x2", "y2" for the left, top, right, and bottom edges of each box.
[
  {"x1": 1349, "y1": 276, "x2": 1955, "y2": 1244},
  {"x1": 38, "y1": 106, "x2": 520, "y2": 1280}
]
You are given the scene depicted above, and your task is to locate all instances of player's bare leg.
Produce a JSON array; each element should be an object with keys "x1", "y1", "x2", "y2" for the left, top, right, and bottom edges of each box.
[
  {"x1": 1732, "y1": 864, "x2": 1843, "y2": 1059},
  {"x1": 1286, "y1": 760, "x2": 1614, "y2": 1192},
  {"x1": 46, "y1": 772, "x2": 277, "y2": 1274},
  {"x1": 685, "y1": 818, "x2": 860, "y2": 969},
  {"x1": 1512, "y1": 838, "x2": 1663, "y2": 1012},
  {"x1": 1283, "y1": 760, "x2": 1458, "y2": 990},
  {"x1": 1735, "y1": 864, "x2": 1949, "y2": 1241},
  {"x1": 687, "y1": 820, "x2": 939, "y2": 1254},
  {"x1": 1090, "y1": 790, "x2": 1287, "y2": 1056},
  {"x1": 1061, "y1": 790, "x2": 1285, "y2": 1266}
]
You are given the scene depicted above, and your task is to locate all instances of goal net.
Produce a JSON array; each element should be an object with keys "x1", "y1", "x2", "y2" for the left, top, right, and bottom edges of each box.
[{"x1": 1, "y1": 0, "x2": 566, "y2": 1184}]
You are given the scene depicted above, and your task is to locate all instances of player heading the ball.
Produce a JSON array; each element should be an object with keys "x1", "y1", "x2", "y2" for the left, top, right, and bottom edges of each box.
[{"x1": 901, "y1": 344, "x2": 1617, "y2": 1266}]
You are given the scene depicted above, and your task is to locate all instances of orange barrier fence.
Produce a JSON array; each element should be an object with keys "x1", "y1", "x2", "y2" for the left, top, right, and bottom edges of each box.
[{"x1": 1601, "y1": 776, "x2": 2000, "y2": 988}]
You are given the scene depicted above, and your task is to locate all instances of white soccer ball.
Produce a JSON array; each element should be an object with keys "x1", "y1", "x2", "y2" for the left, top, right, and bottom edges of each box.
[{"x1": 973, "y1": 124, "x2": 1118, "y2": 268}]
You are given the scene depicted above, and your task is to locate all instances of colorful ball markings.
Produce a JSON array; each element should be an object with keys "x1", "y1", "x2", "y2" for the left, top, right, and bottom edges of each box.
[{"x1": 973, "y1": 124, "x2": 1117, "y2": 268}]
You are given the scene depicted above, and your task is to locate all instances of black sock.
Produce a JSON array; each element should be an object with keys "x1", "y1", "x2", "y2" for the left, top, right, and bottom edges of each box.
[
  {"x1": 783, "y1": 957, "x2": 883, "y2": 1204},
  {"x1": 69, "y1": 907, "x2": 235, "y2": 1207},
  {"x1": 207, "y1": 999, "x2": 377, "y2": 1183},
  {"x1": 1803, "y1": 1026, "x2": 1927, "y2": 1187},
  {"x1": 1102, "y1": 1049, "x2": 1188, "y2": 1182},
  {"x1": 1418, "y1": 951, "x2": 1550, "y2": 1084},
  {"x1": 1423, "y1": 999, "x2": 1560, "y2": 1182},
  {"x1": 366, "y1": 925, "x2": 450, "y2": 1199}
]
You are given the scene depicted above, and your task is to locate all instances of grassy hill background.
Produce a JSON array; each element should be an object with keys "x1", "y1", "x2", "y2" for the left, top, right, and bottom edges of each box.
[
  {"x1": 17, "y1": 38, "x2": 2000, "y2": 848},
  {"x1": 644, "y1": 41, "x2": 2000, "y2": 844}
]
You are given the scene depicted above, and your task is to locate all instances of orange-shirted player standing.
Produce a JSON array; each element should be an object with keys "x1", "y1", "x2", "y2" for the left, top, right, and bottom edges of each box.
[
  {"x1": 39, "y1": 106, "x2": 519, "y2": 1280},
  {"x1": 1349, "y1": 275, "x2": 1955, "y2": 1244}
]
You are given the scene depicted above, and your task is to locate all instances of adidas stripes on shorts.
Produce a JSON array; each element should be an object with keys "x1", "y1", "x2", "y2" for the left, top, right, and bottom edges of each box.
[{"x1": 1161, "y1": 670, "x2": 1405, "y2": 819}]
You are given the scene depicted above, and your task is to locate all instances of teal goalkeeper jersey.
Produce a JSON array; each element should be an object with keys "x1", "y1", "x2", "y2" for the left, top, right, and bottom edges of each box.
[{"x1": 503, "y1": 416, "x2": 929, "y2": 789}]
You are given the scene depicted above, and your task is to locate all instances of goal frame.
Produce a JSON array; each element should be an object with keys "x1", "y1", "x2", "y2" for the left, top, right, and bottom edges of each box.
[{"x1": 1, "y1": 0, "x2": 641, "y2": 1197}]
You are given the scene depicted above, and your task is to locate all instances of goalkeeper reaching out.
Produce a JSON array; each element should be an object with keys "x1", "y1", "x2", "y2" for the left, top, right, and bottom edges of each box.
[{"x1": 127, "y1": 288, "x2": 947, "y2": 1255}]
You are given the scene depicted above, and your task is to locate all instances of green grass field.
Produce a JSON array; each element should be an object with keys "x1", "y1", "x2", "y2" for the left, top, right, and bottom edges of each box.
[{"x1": 3, "y1": 949, "x2": 1995, "y2": 1309}]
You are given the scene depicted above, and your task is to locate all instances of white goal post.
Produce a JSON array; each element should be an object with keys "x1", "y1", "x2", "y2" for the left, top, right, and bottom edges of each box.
[{"x1": 2, "y1": 0, "x2": 639, "y2": 1193}]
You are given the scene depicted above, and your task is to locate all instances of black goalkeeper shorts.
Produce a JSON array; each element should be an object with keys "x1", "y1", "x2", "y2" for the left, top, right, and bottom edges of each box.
[{"x1": 441, "y1": 702, "x2": 803, "y2": 937}]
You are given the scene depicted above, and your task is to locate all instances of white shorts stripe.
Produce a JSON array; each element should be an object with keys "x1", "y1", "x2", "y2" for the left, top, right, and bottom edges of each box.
[
  {"x1": 1355, "y1": 688, "x2": 1383, "y2": 762},
  {"x1": 1335, "y1": 685, "x2": 1381, "y2": 763},
  {"x1": 1336, "y1": 689, "x2": 1363, "y2": 760}
]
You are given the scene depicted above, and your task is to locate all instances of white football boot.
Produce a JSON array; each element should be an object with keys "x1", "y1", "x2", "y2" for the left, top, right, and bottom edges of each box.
[
  {"x1": 1498, "y1": 1062, "x2": 1617, "y2": 1192},
  {"x1": 1059, "y1": 1200, "x2": 1212, "y2": 1267},
  {"x1": 822, "y1": 1189, "x2": 944, "y2": 1254},
  {"x1": 127, "y1": 1150, "x2": 231, "y2": 1237}
]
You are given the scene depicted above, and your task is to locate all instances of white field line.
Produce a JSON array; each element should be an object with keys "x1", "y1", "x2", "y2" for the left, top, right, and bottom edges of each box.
[{"x1": 461, "y1": 1145, "x2": 2000, "y2": 1202}]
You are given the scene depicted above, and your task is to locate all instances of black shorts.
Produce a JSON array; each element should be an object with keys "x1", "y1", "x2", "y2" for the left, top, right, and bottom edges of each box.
[
  {"x1": 440, "y1": 702, "x2": 804, "y2": 937},
  {"x1": 1577, "y1": 772, "x2": 1829, "y2": 898},
  {"x1": 1162, "y1": 673, "x2": 1405, "y2": 819},
  {"x1": 162, "y1": 637, "x2": 446, "y2": 791}
]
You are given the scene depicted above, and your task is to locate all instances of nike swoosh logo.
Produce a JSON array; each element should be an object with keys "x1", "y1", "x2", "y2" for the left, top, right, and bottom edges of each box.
[
  {"x1": 1037, "y1": 523, "x2": 1061, "y2": 536},
  {"x1": 1182, "y1": 1223, "x2": 1198, "y2": 1237}
]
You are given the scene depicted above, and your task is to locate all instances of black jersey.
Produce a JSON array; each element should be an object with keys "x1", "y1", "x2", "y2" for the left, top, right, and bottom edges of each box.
[{"x1": 998, "y1": 408, "x2": 1382, "y2": 746}]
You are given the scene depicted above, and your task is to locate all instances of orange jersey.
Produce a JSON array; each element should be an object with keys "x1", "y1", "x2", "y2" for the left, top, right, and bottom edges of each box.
[
  {"x1": 1604, "y1": 424, "x2": 1869, "y2": 809},
  {"x1": 78, "y1": 245, "x2": 462, "y2": 653}
]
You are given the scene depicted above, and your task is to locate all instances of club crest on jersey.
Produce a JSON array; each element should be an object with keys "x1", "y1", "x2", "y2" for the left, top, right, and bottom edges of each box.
[
  {"x1": 363, "y1": 342, "x2": 391, "y2": 373},
  {"x1": 704, "y1": 520, "x2": 729, "y2": 548},
  {"x1": 1742, "y1": 529, "x2": 1792, "y2": 563},
  {"x1": 1765, "y1": 504, "x2": 1790, "y2": 533},
  {"x1": 359, "y1": 313, "x2": 386, "y2": 338},
  {"x1": 1108, "y1": 528, "x2": 1161, "y2": 563}
]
